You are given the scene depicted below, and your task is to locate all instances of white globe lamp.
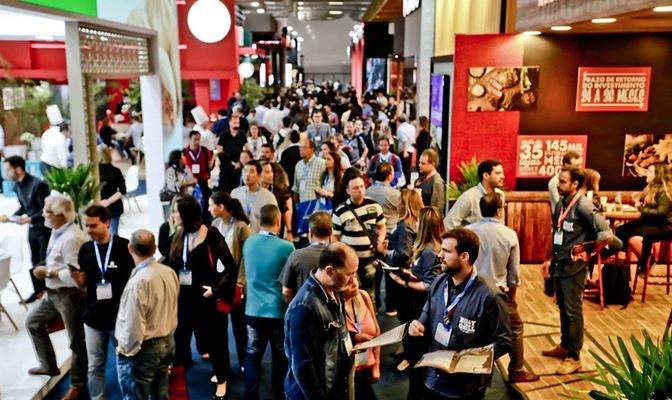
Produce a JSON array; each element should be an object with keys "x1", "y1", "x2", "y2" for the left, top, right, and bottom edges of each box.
[
  {"x1": 187, "y1": 0, "x2": 231, "y2": 43},
  {"x1": 238, "y1": 62, "x2": 255, "y2": 79}
]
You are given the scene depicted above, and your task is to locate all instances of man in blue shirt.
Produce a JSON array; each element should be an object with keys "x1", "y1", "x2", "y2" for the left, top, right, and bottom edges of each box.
[
  {"x1": 409, "y1": 228, "x2": 511, "y2": 399},
  {"x1": 243, "y1": 204, "x2": 295, "y2": 400}
]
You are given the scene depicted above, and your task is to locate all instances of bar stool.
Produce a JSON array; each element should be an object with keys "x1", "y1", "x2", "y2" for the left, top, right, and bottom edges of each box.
[{"x1": 633, "y1": 240, "x2": 672, "y2": 303}]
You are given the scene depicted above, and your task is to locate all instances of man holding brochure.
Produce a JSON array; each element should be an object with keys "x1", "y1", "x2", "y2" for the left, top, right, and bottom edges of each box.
[{"x1": 408, "y1": 228, "x2": 511, "y2": 400}]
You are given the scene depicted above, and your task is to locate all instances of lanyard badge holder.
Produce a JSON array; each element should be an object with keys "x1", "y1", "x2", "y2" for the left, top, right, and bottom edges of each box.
[
  {"x1": 554, "y1": 194, "x2": 581, "y2": 246},
  {"x1": 435, "y1": 271, "x2": 478, "y2": 347},
  {"x1": 180, "y1": 235, "x2": 193, "y2": 286},
  {"x1": 95, "y1": 237, "x2": 114, "y2": 300}
]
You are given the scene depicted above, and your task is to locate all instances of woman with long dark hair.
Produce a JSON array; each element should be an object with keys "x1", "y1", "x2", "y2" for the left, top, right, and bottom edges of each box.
[
  {"x1": 168, "y1": 196, "x2": 237, "y2": 399},
  {"x1": 315, "y1": 151, "x2": 343, "y2": 200}
]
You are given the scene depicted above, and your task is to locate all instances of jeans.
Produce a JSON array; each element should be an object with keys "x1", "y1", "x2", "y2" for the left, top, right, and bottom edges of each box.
[
  {"x1": 27, "y1": 226, "x2": 50, "y2": 294},
  {"x1": 25, "y1": 288, "x2": 87, "y2": 387},
  {"x1": 506, "y1": 297, "x2": 525, "y2": 373},
  {"x1": 556, "y1": 272, "x2": 587, "y2": 360},
  {"x1": 117, "y1": 336, "x2": 174, "y2": 400},
  {"x1": 230, "y1": 299, "x2": 248, "y2": 368},
  {"x1": 110, "y1": 217, "x2": 120, "y2": 236},
  {"x1": 244, "y1": 316, "x2": 287, "y2": 400},
  {"x1": 85, "y1": 325, "x2": 117, "y2": 400}
]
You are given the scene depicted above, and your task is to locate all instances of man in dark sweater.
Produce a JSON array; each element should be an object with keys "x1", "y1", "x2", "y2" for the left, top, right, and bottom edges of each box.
[
  {"x1": 409, "y1": 228, "x2": 511, "y2": 399},
  {"x1": 415, "y1": 149, "x2": 446, "y2": 215},
  {"x1": 74, "y1": 205, "x2": 134, "y2": 399},
  {"x1": 279, "y1": 130, "x2": 302, "y2": 187},
  {"x1": 1, "y1": 156, "x2": 51, "y2": 303}
]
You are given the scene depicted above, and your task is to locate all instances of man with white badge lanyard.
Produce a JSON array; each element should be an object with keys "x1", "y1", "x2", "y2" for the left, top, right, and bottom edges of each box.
[
  {"x1": 231, "y1": 160, "x2": 278, "y2": 233},
  {"x1": 408, "y1": 228, "x2": 511, "y2": 400},
  {"x1": 183, "y1": 130, "x2": 215, "y2": 210},
  {"x1": 540, "y1": 167, "x2": 618, "y2": 375},
  {"x1": 73, "y1": 205, "x2": 134, "y2": 400}
]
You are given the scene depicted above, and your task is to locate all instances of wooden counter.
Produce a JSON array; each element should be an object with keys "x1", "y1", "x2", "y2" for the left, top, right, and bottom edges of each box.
[{"x1": 504, "y1": 191, "x2": 637, "y2": 263}]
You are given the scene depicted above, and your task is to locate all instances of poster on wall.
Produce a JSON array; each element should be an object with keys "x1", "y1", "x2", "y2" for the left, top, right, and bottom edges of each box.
[
  {"x1": 467, "y1": 67, "x2": 539, "y2": 112},
  {"x1": 622, "y1": 133, "x2": 664, "y2": 177},
  {"x1": 576, "y1": 67, "x2": 651, "y2": 112},
  {"x1": 516, "y1": 135, "x2": 587, "y2": 178},
  {"x1": 430, "y1": 74, "x2": 444, "y2": 127},
  {"x1": 366, "y1": 58, "x2": 387, "y2": 93}
]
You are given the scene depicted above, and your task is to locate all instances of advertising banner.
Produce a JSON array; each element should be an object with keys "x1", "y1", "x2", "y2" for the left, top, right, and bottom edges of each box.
[
  {"x1": 516, "y1": 135, "x2": 587, "y2": 178},
  {"x1": 467, "y1": 67, "x2": 539, "y2": 112},
  {"x1": 430, "y1": 74, "x2": 444, "y2": 127},
  {"x1": 575, "y1": 67, "x2": 651, "y2": 112}
]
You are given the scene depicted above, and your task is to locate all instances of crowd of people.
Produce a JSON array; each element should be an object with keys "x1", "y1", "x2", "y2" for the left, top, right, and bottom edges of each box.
[{"x1": 2, "y1": 81, "x2": 670, "y2": 400}]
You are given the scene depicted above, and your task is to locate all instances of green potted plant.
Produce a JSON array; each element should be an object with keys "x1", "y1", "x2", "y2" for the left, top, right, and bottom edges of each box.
[
  {"x1": 447, "y1": 157, "x2": 480, "y2": 201},
  {"x1": 44, "y1": 164, "x2": 103, "y2": 224},
  {"x1": 580, "y1": 331, "x2": 672, "y2": 400}
]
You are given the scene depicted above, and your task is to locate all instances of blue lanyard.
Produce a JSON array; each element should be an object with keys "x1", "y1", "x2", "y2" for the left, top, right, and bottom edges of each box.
[
  {"x1": 442, "y1": 270, "x2": 478, "y2": 327},
  {"x1": 94, "y1": 236, "x2": 114, "y2": 284},
  {"x1": 47, "y1": 222, "x2": 73, "y2": 257}
]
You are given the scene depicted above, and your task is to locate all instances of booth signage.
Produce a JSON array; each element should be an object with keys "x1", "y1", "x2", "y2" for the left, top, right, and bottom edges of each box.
[
  {"x1": 516, "y1": 135, "x2": 587, "y2": 178},
  {"x1": 575, "y1": 67, "x2": 651, "y2": 112}
]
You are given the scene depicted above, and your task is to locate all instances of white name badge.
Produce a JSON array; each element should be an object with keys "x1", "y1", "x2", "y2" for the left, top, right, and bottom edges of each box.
[
  {"x1": 216, "y1": 259, "x2": 225, "y2": 273},
  {"x1": 553, "y1": 230, "x2": 564, "y2": 245},
  {"x1": 434, "y1": 323, "x2": 452, "y2": 347},
  {"x1": 563, "y1": 221, "x2": 574, "y2": 232},
  {"x1": 179, "y1": 269, "x2": 193, "y2": 286},
  {"x1": 344, "y1": 333, "x2": 354, "y2": 356},
  {"x1": 315, "y1": 136, "x2": 321, "y2": 142},
  {"x1": 191, "y1": 164, "x2": 200, "y2": 174},
  {"x1": 96, "y1": 282, "x2": 113, "y2": 300},
  {"x1": 354, "y1": 350, "x2": 369, "y2": 367},
  {"x1": 107, "y1": 261, "x2": 118, "y2": 269}
]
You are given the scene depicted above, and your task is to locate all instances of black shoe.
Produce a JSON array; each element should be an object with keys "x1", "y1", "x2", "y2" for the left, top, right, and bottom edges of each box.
[{"x1": 20, "y1": 292, "x2": 42, "y2": 305}]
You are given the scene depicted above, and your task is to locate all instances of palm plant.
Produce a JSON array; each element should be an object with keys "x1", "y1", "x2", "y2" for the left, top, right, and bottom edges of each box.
[
  {"x1": 44, "y1": 164, "x2": 103, "y2": 222},
  {"x1": 447, "y1": 157, "x2": 480, "y2": 201},
  {"x1": 583, "y1": 331, "x2": 672, "y2": 400}
]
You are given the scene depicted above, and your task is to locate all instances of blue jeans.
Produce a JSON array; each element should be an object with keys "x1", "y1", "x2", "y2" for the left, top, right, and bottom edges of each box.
[
  {"x1": 116, "y1": 336, "x2": 174, "y2": 400},
  {"x1": 85, "y1": 325, "x2": 117, "y2": 400},
  {"x1": 110, "y1": 217, "x2": 120, "y2": 236},
  {"x1": 244, "y1": 316, "x2": 287, "y2": 400}
]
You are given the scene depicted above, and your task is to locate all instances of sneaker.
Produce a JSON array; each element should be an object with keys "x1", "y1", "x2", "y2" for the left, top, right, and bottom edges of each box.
[
  {"x1": 385, "y1": 310, "x2": 398, "y2": 317},
  {"x1": 28, "y1": 366, "x2": 59, "y2": 376},
  {"x1": 556, "y1": 357, "x2": 582, "y2": 375},
  {"x1": 542, "y1": 346, "x2": 567, "y2": 359},
  {"x1": 396, "y1": 359, "x2": 410, "y2": 372},
  {"x1": 509, "y1": 370, "x2": 540, "y2": 383}
]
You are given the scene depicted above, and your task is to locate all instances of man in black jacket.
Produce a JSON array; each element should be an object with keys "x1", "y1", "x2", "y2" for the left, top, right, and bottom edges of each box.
[
  {"x1": 1, "y1": 156, "x2": 51, "y2": 303},
  {"x1": 279, "y1": 130, "x2": 302, "y2": 187}
]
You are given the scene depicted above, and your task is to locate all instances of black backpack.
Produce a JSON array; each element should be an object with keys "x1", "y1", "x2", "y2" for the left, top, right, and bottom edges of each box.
[{"x1": 601, "y1": 261, "x2": 632, "y2": 306}]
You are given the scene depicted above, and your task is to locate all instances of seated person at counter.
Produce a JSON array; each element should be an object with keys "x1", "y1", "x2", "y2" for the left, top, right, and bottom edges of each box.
[
  {"x1": 582, "y1": 168, "x2": 604, "y2": 213},
  {"x1": 548, "y1": 151, "x2": 583, "y2": 212},
  {"x1": 444, "y1": 159, "x2": 505, "y2": 229},
  {"x1": 613, "y1": 163, "x2": 672, "y2": 273}
]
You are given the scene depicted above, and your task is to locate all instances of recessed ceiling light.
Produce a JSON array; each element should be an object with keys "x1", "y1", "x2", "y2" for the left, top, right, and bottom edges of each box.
[
  {"x1": 251, "y1": 1, "x2": 259, "y2": 6},
  {"x1": 298, "y1": 1, "x2": 303, "y2": 4},
  {"x1": 653, "y1": 5, "x2": 672, "y2": 12},
  {"x1": 591, "y1": 17, "x2": 616, "y2": 23},
  {"x1": 329, "y1": 10, "x2": 343, "y2": 15},
  {"x1": 329, "y1": 1, "x2": 343, "y2": 4},
  {"x1": 256, "y1": 8, "x2": 265, "y2": 13},
  {"x1": 551, "y1": 25, "x2": 572, "y2": 31},
  {"x1": 522, "y1": 30, "x2": 541, "y2": 35},
  {"x1": 287, "y1": 26, "x2": 294, "y2": 31}
]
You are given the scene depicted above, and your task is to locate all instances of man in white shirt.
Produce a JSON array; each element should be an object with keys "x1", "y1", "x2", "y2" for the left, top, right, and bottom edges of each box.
[
  {"x1": 263, "y1": 100, "x2": 284, "y2": 136},
  {"x1": 116, "y1": 229, "x2": 179, "y2": 400},
  {"x1": 25, "y1": 193, "x2": 88, "y2": 400},
  {"x1": 40, "y1": 124, "x2": 68, "y2": 176},
  {"x1": 548, "y1": 151, "x2": 582, "y2": 212},
  {"x1": 396, "y1": 114, "x2": 416, "y2": 187}
]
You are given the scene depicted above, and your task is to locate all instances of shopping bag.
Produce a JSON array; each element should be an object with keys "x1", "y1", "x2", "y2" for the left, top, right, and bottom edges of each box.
[{"x1": 295, "y1": 198, "x2": 332, "y2": 234}]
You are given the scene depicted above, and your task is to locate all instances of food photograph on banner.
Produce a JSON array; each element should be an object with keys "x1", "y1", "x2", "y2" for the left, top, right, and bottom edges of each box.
[
  {"x1": 516, "y1": 135, "x2": 587, "y2": 178},
  {"x1": 575, "y1": 67, "x2": 651, "y2": 112},
  {"x1": 467, "y1": 67, "x2": 539, "y2": 112},
  {"x1": 622, "y1": 133, "x2": 672, "y2": 177}
]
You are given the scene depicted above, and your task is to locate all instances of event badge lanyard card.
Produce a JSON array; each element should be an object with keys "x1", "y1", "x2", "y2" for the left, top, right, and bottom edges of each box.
[
  {"x1": 180, "y1": 234, "x2": 193, "y2": 286},
  {"x1": 189, "y1": 148, "x2": 201, "y2": 175},
  {"x1": 95, "y1": 237, "x2": 114, "y2": 301},
  {"x1": 435, "y1": 270, "x2": 478, "y2": 347},
  {"x1": 554, "y1": 193, "x2": 581, "y2": 246}
]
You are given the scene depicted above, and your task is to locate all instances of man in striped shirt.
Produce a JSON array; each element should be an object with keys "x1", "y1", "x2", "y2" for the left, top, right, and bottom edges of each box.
[{"x1": 332, "y1": 175, "x2": 387, "y2": 309}]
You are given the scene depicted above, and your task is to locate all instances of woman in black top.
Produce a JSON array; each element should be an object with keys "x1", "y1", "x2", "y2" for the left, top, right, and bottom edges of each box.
[
  {"x1": 168, "y1": 196, "x2": 238, "y2": 399},
  {"x1": 415, "y1": 116, "x2": 430, "y2": 171},
  {"x1": 98, "y1": 147, "x2": 126, "y2": 235}
]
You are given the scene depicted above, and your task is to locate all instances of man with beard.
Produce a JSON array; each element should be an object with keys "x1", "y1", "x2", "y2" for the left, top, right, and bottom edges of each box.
[
  {"x1": 409, "y1": 228, "x2": 511, "y2": 400},
  {"x1": 284, "y1": 242, "x2": 358, "y2": 400}
]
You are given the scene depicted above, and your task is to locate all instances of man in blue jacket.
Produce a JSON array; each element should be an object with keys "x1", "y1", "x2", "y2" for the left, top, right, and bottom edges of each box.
[{"x1": 409, "y1": 228, "x2": 512, "y2": 400}]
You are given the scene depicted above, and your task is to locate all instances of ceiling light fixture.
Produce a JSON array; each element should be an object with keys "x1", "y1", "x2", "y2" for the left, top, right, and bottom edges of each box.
[
  {"x1": 298, "y1": 1, "x2": 304, "y2": 4},
  {"x1": 287, "y1": 26, "x2": 294, "y2": 31},
  {"x1": 591, "y1": 17, "x2": 616, "y2": 23},
  {"x1": 653, "y1": 5, "x2": 672, "y2": 12},
  {"x1": 522, "y1": 30, "x2": 541, "y2": 35},
  {"x1": 250, "y1": 1, "x2": 259, "y2": 6},
  {"x1": 187, "y1": 0, "x2": 232, "y2": 43},
  {"x1": 256, "y1": 8, "x2": 265, "y2": 13},
  {"x1": 329, "y1": 10, "x2": 343, "y2": 15},
  {"x1": 550, "y1": 25, "x2": 571, "y2": 31},
  {"x1": 329, "y1": 1, "x2": 343, "y2": 4}
]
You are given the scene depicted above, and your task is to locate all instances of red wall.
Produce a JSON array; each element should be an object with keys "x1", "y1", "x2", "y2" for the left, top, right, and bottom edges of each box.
[
  {"x1": 0, "y1": 41, "x2": 67, "y2": 82},
  {"x1": 351, "y1": 40, "x2": 364, "y2": 99},
  {"x1": 178, "y1": 0, "x2": 240, "y2": 114},
  {"x1": 450, "y1": 34, "x2": 523, "y2": 189}
]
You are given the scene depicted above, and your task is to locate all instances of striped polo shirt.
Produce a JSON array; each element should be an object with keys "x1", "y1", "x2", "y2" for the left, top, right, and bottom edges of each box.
[{"x1": 332, "y1": 197, "x2": 386, "y2": 262}]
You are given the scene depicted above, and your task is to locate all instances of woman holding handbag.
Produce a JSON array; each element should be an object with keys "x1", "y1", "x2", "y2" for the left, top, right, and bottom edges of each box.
[
  {"x1": 208, "y1": 190, "x2": 250, "y2": 372},
  {"x1": 168, "y1": 195, "x2": 238, "y2": 400}
]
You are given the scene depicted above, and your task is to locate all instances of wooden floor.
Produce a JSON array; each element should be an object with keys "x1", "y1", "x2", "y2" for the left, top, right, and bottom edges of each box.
[{"x1": 497, "y1": 264, "x2": 672, "y2": 400}]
